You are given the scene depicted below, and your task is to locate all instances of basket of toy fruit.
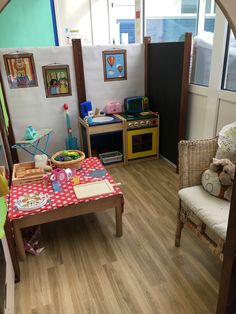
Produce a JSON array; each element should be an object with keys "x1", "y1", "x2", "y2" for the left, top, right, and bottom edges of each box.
[{"x1": 51, "y1": 150, "x2": 85, "y2": 169}]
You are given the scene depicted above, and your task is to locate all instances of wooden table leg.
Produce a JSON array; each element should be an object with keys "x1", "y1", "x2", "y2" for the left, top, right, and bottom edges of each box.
[
  {"x1": 115, "y1": 199, "x2": 123, "y2": 237},
  {"x1": 13, "y1": 221, "x2": 26, "y2": 260}
]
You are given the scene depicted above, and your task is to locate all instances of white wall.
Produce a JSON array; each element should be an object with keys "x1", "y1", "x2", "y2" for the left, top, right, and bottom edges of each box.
[
  {"x1": 0, "y1": 46, "x2": 78, "y2": 161},
  {"x1": 217, "y1": 98, "x2": 236, "y2": 133},
  {"x1": 0, "y1": 44, "x2": 144, "y2": 162},
  {"x1": 186, "y1": 88, "x2": 208, "y2": 139},
  {"x1": 83, "y1": 44, "x2": 144, "y2": 111}
]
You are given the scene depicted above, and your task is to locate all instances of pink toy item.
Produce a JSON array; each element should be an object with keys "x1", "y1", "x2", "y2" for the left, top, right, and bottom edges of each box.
[
  {"x1": 106, "y1": 101, "x2": 122, "y2": 114},
  {"x1": 50, "y1": 168, "x2": 76, "y2": 183},
  {"x1": 42, "y1": 174, "x2": 50, "y2": 186},
  {"x1": 51, "y1": 168, "x2": 67, "y2": 183}
]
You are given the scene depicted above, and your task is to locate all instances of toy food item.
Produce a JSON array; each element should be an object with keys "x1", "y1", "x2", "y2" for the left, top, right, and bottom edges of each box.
[
  {"x1": 54, "y1": 150, "x2": 82, "y2": 161},
  {"x1": 51, "y1": 150, "x2": 85, "y2": 169}
]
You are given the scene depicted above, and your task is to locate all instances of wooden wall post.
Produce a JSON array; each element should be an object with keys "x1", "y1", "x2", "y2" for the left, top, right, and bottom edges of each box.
[
  {"x1": 144, "y1": 36, "x2": 151, "y2": 97},
  {"x1": 0, "y1": 71, "x2": 18, "y2": 168},
  {"x1": 212, "y1": 1, "x2": 236, "y2": 312},
  {"x1": 178, "y1": 32, "x2": 192, "y2": 142},
  {"x1": 216, "y1": 177, "x2": 236, "y2": 313},
  {"x1": 72, "y1": 39, "x2": 87, "y2": 115}
]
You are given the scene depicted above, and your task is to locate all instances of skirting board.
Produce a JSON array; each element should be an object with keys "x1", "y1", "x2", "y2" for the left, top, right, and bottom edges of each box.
[{"x1": 159, "y1": 155, "x2": 177, "y2": 168}]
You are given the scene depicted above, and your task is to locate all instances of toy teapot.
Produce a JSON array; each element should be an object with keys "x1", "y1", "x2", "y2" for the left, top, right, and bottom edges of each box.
[{"x1": 24, "y1": 126, "x2": 37, "y2": 140}]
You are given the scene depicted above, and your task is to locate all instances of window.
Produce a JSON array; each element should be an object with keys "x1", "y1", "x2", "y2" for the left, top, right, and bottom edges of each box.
[
  {"x1": 144, "y1": 0, "x2": 198, "y2": 43},
  {"x1": 109, "y1": 0, "x2": 135, "y2": 44},
  {"x1": 181, "y1": 0, "x2": 198, "y2": 14},
  {"x1": 190, "y1": 0, "x2": 216, "y2": 86},
  {"x1": 144, "y1": 0, "x2": 216, "y2": 87},
  {"x1": 204, "y1": 0, "x2": 215, "y2": 32},
  {"x1": 222, "y1": 29, "x2": 236, "y2": 92},
  {"x1": 205, "y1": 0, "x2": 211, "y2": 13}
]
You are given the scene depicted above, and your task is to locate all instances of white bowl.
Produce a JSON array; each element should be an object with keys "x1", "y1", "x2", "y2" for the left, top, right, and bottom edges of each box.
[{"x1": 93, "y1": 116, "x2": 114, "y2": 123}]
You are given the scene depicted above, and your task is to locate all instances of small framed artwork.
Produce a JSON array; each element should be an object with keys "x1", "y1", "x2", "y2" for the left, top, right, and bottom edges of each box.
[
  {"x1": 102, "y1": 49, "x2": 127, "y2": 81},
  {"x1": 3, "y1": 53, "x2": 38, "y2": 89},
  {"x1": 42, "y1": 65, "x2": 71, "y2": 98}
]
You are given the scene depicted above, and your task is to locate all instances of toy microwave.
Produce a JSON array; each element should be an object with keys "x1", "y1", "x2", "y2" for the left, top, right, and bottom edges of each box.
[{"x1": 124, "y1": 96, "x2": 149, "y2": 114}]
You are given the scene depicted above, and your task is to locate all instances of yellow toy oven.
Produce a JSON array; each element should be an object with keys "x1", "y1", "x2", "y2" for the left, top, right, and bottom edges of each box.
[{"x1": 127, "y1": 126, "x2": 158, "y2": 160}]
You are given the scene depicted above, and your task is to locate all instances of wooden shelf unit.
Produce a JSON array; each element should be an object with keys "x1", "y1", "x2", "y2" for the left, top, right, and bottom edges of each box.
[{"x1": 78, "y1": 116, "x2": 127, "y2": 165}]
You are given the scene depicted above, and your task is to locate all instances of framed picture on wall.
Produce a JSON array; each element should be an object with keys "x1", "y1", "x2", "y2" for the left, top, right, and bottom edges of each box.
[
  {"x1": 102, "y1": 49, "x2": 127, "y2": 81},
  {"x1": 42, "y1": 65, "x2": 71, "y2": 98},
  {"x1": 3, "y1": 53, "x2": 38, "y2": 89}
]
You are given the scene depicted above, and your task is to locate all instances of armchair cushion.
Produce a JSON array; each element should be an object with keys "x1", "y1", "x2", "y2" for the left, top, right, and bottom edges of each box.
[
  {"x1": 215, "y1": 122, "x2": 236, "y2": 164},
  {"x1": 179, "y1": 186, "x2": 230, "y2": 240},
  {"x1": 201, "y1": 169, "x2": 223, "y2": 198}
]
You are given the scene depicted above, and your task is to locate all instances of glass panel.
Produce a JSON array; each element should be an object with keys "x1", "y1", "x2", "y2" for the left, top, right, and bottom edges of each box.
[
  {"x1": 181, "y1": 0, "x2": 198, "y2": 14},
  {"x1": 110, "y1": 0, "x2": 135, "y2": 44},
  {"x1": 205, "y1": 0, "x2": 211, "y2": 14},
  {"x1": 204, "y1": 0, "x2": 215, "y2": 32},
  {"x1": 190, "y1": 32, "x2": 214, "y2": 86},
  {"x1": 144, "y1": 0, "x2": 198, "y2": 43},
  {"x1": 190, "y1": 0, "x2": 215, "y2": 86},
  {"x1": 132, "y1": 133, "x2": 152, "y2": 153},
  {"x1": 223, "y1": 30, "x2": 236, "y2": 92}
]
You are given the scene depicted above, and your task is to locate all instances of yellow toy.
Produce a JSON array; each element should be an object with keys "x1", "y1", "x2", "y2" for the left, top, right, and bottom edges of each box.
[
  {"x1": 0, "y1": 174, "x2": 9, "y2": 197},
  {"x1": 0, "y1": 173, "x2": 9, "y2": 239},
  {"x1": 67, "y1": 151, "x2": 79, "y2": 157},
  {"x1": 72, "y1": 175, "x2": 80, "y2": 185}
]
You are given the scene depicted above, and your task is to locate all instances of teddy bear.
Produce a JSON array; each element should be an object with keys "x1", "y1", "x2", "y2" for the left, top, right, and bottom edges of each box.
[{"x1": 201, "y1": 158, "x2": 235, "y2": 201}]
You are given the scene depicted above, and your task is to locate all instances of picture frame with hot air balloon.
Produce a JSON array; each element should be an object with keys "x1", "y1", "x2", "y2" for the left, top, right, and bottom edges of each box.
[{"x1": 102, "y1": 49, "x2": 127, "y2": 81}]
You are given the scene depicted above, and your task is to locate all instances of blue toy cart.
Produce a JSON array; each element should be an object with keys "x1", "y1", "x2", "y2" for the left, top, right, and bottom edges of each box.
[{"x1": 12, "y1": 128, "x2": 52, "y2": 159}]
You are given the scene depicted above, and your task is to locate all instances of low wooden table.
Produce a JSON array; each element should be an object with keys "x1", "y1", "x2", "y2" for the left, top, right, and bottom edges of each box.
[{"x1": 8, "y1": 158, "x2": 124, "y2": 260}]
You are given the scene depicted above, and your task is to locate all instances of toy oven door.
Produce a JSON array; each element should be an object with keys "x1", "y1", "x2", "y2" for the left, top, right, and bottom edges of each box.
[{"x1": 127, "y1": 127, "x2": 158, "y2": 160}]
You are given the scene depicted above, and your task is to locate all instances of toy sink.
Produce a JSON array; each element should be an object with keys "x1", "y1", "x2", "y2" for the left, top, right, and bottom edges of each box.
[{"x1": 93, "y1": 116, "x2": 114, "y2": 123}]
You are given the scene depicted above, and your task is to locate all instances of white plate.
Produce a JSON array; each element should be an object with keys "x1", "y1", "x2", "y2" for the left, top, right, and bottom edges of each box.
[
  {"x1": 93, "y1": 116, "x2": 114, "y2": 123},
  {"x1": 16, "y1": 193, "x2": 48, "y2": 211}
]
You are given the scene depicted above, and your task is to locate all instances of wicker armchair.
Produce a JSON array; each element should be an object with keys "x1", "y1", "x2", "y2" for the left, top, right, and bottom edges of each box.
[{"x1": 175, "y1": 137, "x2": 230, "y2": 260}]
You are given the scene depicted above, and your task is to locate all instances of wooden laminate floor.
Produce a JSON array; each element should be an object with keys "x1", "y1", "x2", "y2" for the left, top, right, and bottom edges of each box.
[{"x1": 15, "y1": 159, "x2": 221, "y2": 314}]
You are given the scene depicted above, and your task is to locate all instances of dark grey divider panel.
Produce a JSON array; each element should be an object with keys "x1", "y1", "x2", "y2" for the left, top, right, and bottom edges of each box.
[
  {"x1": 0, "y1": 241, "x2": 6, "y2": 314},
  {"x1": 147, "y1": 42, "x2": 185, "y2": 165}
]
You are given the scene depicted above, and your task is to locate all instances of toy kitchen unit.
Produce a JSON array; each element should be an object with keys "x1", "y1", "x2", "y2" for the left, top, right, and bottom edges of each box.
[
  {"x1": 78, "y1": 97, "x2": 159, "y2": 165},
  {"x1": 118, "y1": 96, "x2": 159, "y2": 161},
  {"x1": 78, "y1": 101, "x2": 126, "y2": 166}
]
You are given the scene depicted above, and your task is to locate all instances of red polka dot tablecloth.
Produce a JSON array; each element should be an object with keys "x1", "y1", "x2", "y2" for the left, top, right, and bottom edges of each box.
[{"x1": 8, "y1": 157, "x2": 123, "y2": 221}]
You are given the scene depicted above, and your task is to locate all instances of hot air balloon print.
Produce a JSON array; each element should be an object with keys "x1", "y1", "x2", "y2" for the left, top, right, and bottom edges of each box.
[
  {"x1": 107, "y1": 55, "x2": 115, "y2": 68},
  {"x1": 116, "y1": 64, "x2": 123, "y2": 76},
  {"x1": 103, "y1": 49, "x2": 127, "y2": 81}
]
